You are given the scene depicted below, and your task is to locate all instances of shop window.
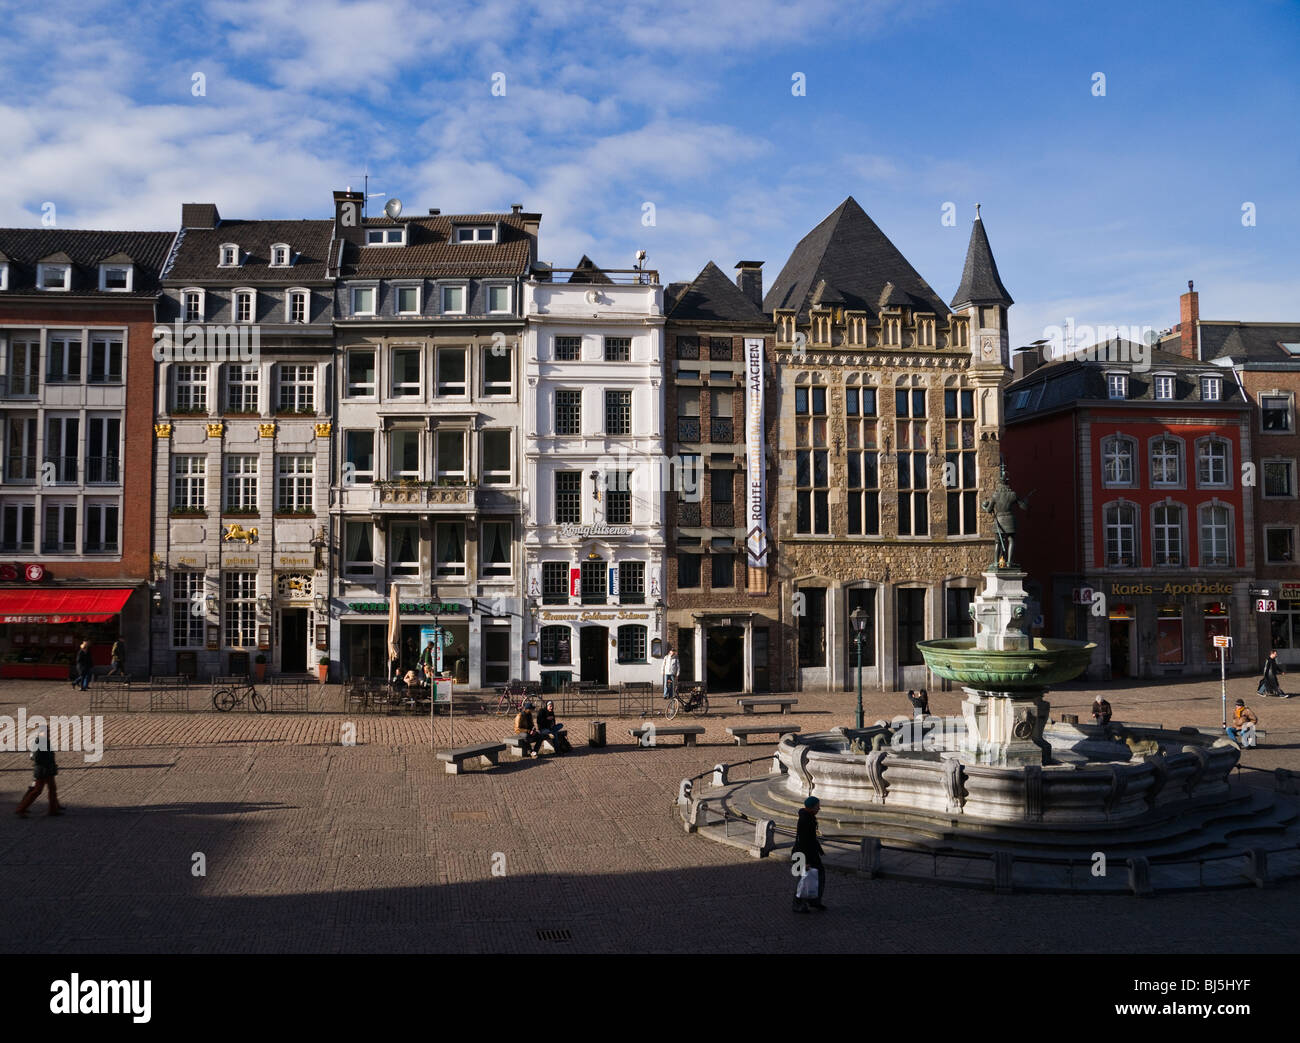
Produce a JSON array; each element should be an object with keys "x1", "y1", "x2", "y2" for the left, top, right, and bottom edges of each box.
[
  {"x1": 677, "y1": 627, "x2": 695, "y2": 683},
  {"x1": 797, "y1": 586, "x2": 827, "y2": 668},
  {"x1": 617, "y1": 624, "x2": 648, "y2": 663},
  {"x1": 897, "y1": 588, "x2": 926, "y2": 666},
  {"x1": 1204, "y1": 602, "x2": 1231, "y2": 664},
  {"x1": 540, "y1": 625, "x2": 571, "y2": 665},
  {"x1": 1156, "y1": 605, "x2": 1184, "y2": 664},
  {"x1": 1269, "y1": 600, "x2": 1300, "y2": 651}
]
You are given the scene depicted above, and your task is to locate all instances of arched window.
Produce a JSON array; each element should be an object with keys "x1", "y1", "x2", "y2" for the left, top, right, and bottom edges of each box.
[
  {"x1": 1149, "y1": 436, "x2": 1183, "y2": 486},
  {"x1": 540, "y1": 626, "x2": 570, "y2": 665},
  {"x1": 1101, "y1": 435, "x2": 1136, "y2": 487}
]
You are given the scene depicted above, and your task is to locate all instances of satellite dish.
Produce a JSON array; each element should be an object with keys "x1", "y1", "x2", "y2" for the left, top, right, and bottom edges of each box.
[{"x1": 384, "y1": 198, "x2": 403, "y2": 220}]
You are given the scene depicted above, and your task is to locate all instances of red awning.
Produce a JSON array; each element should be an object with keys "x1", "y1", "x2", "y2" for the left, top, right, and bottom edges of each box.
[{"x1": 0, "y1": 587, "x2": 135, "y2": 624}]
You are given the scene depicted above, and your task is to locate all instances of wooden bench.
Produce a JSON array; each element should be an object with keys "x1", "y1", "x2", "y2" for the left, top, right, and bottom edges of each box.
[
  {"x1": 736, "y1": 696, "x2": 798, "y2": 715},
  {"x1": 436, "y1": 742, "x2": 507, "y2": 774},
  {"x1": 504, "y1": 734, "x2": 557, "y2": 757},
  {"x1": 627, "y1": 725, "x2": 705, "y2": 747},
  {"x1": 726, "y1": 724, "x2": 802, "y2": 746}
]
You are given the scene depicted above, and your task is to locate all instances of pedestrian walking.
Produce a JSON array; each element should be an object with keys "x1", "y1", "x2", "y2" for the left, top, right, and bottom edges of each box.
[
  {"x1": 74, "y1": 640, "x2": 93, "y2": 692},
  {"x1": 662, "y1": 645, "x2": 679, "y2": 703},
  {"x1": 792, "y1": 796, "x2": 826, "y2": 913},
  {"x1": 1259, "y1": 650, "x2": 1287, "y2": 698},
  {"x1": 106, "y1": 636, "x2": 126, "y2": 678},
  {"x1": 1227, "y1": 699, "x2": 1259, "y2": 748},
  {"x1": 15, "y1": 726, "x2": 64, "y2": 818}
]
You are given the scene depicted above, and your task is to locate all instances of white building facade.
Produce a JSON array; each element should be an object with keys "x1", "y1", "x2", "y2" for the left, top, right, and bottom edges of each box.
[{"x1": 522, "y1": 266, "x2": 667, "y2": 691}]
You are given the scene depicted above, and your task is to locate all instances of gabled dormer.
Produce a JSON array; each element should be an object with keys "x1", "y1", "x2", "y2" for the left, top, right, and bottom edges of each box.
[
  {"x1": 37, "y1": 252, "x2": 73, "y2": 291},
  {"x1": 218, "y1": 243, "x2": 241, "y2": 267},
  {"x1": 98, "y1": 252, "x2": 135, "y2": 291},
  {"x1": 269, "y1": 243, "x2": 292, "y2": 268}
]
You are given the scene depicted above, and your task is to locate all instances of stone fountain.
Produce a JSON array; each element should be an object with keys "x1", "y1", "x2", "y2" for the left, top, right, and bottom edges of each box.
[{"x1": 685, "y1": 466, "x2": 1300, "y2": 892}]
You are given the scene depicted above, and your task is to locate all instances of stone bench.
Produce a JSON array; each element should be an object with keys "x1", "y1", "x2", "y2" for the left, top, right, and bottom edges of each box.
[
  {"x1": 436, "y1": 742, "x2": 507, "y2": 774},
  {"x1": 627, "y1": 725, "x2": 705, "y2": 747},
  {"x1": 504, "y1": 734, "x2": 558, "y2": 757},
  {"x1": 727, "y1": 724, "x2": 801, "y2": 746},
  {"x1": 736, "y1": 697, "x2": 798, "y2": 715}
]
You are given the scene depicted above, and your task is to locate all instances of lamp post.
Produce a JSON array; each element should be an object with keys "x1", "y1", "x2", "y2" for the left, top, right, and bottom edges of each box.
[{"x1": 850, "y1": 606, "x2": 868, "y2": 729}]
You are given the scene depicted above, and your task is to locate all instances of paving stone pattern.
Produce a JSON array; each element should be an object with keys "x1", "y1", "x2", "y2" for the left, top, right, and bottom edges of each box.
[{"x1": 2, "y1": 676, "x2": 1298, "y2": 953}]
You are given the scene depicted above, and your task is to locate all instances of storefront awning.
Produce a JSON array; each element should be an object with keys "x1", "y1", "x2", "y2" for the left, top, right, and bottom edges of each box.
[{"x1": 0, "y1": 587, "x2": 134, "y2": 624}]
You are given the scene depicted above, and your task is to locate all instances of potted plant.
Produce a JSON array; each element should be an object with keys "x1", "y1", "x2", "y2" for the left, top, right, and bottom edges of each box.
[
  {"x1": 317, "y1": 655, "x2": 330, "y2": 684},
  {"x1": 254, "y1": 652, "x2": 267, "y2": 681}
]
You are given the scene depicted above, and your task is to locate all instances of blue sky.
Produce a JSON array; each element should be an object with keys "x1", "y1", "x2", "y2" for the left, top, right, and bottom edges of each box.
[{"x1": 0, "y1": 0, "x2": 1296, "y2": 344}]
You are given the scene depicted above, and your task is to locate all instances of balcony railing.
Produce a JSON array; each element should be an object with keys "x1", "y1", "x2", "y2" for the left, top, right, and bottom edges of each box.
[
  {"x1": 372, "y1": 481, "x2": 472, "y2": 508},
  {"x1": 43, "y1": 455, "x2": 78, "y2": 483},
  {"x1": 4, "y1": 456, "x2": 36, "y2": 482},
  {"x1": 86, "y1": 456, "x2": 121, "y2": 484},
  {"x1": 711, "y1": 503, "x2": 735, "y2": 527},
  {"x1": 40, "y1": 540, "x2": 76, "y2": 554},
  {"x1": 678, "y1": 502, "x2": 701, "y2": 526},
  {"x1": 1, "y1": 374, "x2": 39, "y2": 397},
  {"x1": 677, "y1": 417, "x2": 701, "y2": 442},
  {"x1": 710, "y1": 418, "x2": 734, "y2": 443}
]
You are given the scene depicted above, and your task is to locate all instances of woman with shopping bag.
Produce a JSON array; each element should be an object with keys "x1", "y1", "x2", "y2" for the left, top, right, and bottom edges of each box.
[{"x1": 792, "y1": 796, "x2": 826, "y2": 913}]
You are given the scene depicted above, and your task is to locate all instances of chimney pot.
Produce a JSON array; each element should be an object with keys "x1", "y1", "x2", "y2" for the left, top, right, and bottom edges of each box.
[
  {"x1": 511, "y1": 203, "x2": 523, "y2": 214},
  {"x1": 428, "y1": 208, "x2": 440, "y2": 215},
  {"x1": 1179, "y1": 282, "x2": 1200, "y2": 360}
]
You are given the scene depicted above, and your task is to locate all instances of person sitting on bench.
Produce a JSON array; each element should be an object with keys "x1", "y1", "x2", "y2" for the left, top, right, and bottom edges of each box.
[
  {"x1": 1227, "y1": 699, "x2": 1258, "y2": 748},
  {"x1": 536, "y1": 700, "x2": 571, "y2": 754},
  {"x1": 514, "y1": 702, "x2": 545, "y2": 758}
]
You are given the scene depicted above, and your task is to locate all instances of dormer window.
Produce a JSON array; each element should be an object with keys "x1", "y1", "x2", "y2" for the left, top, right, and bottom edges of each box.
[
  {"x1": 37, "y1": 264, "x2": 70, "y2": 291},
  {"x1": 1153, "y1": 374, "x2": 1174, "y2": 400},
  {"x1": 219, "y1": 244, "x2": 240, "y2": 267},
  {"x1": 1201, "y1": 376, "x2": 1222, "y2": 401},
  {"x1": 1107, "y1": 373, "x2": 1128, "y2": 399},
  {"x1": 455, "y1": 225, "x2": 496, "y2": 243},
  {"x1": 99, "y1": 265, "x2": 132, "y2": 291},
  {"x1": 365, "y1": 227, "x2": 406, "y2": 246},
  {"x1": 269, "y1": 244, "x2": 291, "y2": 267}
]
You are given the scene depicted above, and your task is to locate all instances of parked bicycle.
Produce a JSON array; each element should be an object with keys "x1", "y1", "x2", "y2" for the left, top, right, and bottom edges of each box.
[
  {"x1": 494, "y1": 679, "x2": 540, "y2": 716},
  {"x1": 212, "y1": 680, "x2": 267, "y2": 713},
  {"x1": 665, "y1": 683, "x2": 708, "y2": 720}
]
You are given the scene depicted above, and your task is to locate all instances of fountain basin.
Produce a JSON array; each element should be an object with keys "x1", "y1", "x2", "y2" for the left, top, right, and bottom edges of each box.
[{"x1": 917, "y1": 637, "x2": 1096, "y2": 690}]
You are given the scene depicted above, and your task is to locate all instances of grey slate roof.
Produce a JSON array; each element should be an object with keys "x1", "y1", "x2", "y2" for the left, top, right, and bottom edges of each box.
[
  {"x1": 666, "y1": 261, "x2": 765, "y2": 323},
  {"x1": 0, "y1": 228, "x2": 174, "y2": 296},
  {"x1": 341, "y1": 214, "x2": 534, "y2": 279},
  {"x1": 763, "y1": 197, "x2": 950, "y2": 320},
  {"x1": 1005, "y1": 341, "x2": 1245, "y2": 422},
  {"x1": 950, "y1": 212, "x2": 1013, "y2": 309},
  {"x1": 1194, "y1": 323, "x2": 1300, "y2": 363},
  {"x1": 167, "y1": 220, "x2": 337, "y2": 284},
  {"x1": 567, "y1": 255, "x2": 613, "y2": 284}
]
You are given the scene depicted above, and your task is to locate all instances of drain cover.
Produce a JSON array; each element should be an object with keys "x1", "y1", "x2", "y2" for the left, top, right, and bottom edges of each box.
[{"x1": 536, "y1": 928, "x2": 572, "y2": 943}]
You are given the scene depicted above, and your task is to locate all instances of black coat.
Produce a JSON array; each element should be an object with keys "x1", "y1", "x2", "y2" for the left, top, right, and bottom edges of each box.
[
  {"x1": 537, "y1": 708, "x2": 556, "y2": 731},
  {"x1": 792, "y1": 808, "x2": 823, "y2": 864},
  {"x1": 1264, "y1": 658, "x2": 1282, "y2": 684},
  {"x1": 75, "y1": 648, "x2": 93, "y2": 673}
]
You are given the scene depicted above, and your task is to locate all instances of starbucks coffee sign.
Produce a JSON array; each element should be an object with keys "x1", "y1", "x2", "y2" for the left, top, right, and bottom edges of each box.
[{"x1": 558, "y1": 524, "x2": 632, "y2": 540}]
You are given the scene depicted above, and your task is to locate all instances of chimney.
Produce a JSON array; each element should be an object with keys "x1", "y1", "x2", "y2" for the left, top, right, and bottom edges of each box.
[
  {"x1": 511, "y1": 203, "x2": 523, "y2": 214},
  {"x1": 1012, "y1": 346, "x2": 1042, "y2": 381},
  {"x1": 332, "y1": 189, "x2": 365, "y2": 243},
  {"x1": 180, "y1": 203, "x2": 219, "y2": 229},
  {"x1": 1179, "y1": 280, "x2": 1199, "y2": 360},
  {"x1": 428, "y1": 208, "x2": 440, "y2": 215},
  {"x1": 735, "y1": 260, "x2": 764, "y2": 310}
]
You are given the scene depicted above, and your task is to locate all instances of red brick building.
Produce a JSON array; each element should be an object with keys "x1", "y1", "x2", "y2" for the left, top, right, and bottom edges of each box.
[
  {"x1": 1004, "y1": 339, "x2": 1256, "y2": 680},
  {"x1": 0, "y1": 230, "x2": 175, "y2": 677}
]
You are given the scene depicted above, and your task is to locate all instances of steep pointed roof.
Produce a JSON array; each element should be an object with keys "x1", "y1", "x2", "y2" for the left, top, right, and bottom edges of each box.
[
  {"x1": 763, "y1": 197, "x2": 950, "y2": 319},
  {"x1": 568, "y1": 255, "x2": 613, "y2": 284},
  {"x1": 950, "y1": 208, "x2": 1013, "y2": 309},
  {"x1": 667, "y1": 261, "x2": 765, "y2": 322}
]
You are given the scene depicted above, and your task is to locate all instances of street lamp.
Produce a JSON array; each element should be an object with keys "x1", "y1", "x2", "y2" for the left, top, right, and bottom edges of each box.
[{"x1": 850, "y1": 606, "x2": 868, "y2": 730}]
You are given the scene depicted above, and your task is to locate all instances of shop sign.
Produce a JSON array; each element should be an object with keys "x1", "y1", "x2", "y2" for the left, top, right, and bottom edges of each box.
[
  {"x1": 276, "y1": 554, "x2": 314, "y2": 569},
  {"x1": 1281, "y1": 583, "x2": 1300, "y2": 600},
  {"x1": 346, "y1": 601, "x2": 463, "y2": 614},
  {"x1": 558, "y1": 524, "x2": 632, "y2": 540},
  {"x1": 224, "y1": 555, "x2": 258, "y2": 567},
  {"x1": 1257, "y1": 599, "x2": 1278, "y2": 613},
  {"x1": 173, "y1": 554, "x2": 206, "y2": 568},
  {"x1": 540, "y1": 610, "x2": 650, "y2": 621},
  {"x1": 1109, "y1": 581, "x2": 1234, "y2": 597},
  {"x1": 0, "y1": 564, "x2": 49, "y2": 582}
]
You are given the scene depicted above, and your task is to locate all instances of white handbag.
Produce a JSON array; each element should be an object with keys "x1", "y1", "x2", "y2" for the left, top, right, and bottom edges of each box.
[{"x1": 795, "y1": 868, "x2": 819, "y2": 899}]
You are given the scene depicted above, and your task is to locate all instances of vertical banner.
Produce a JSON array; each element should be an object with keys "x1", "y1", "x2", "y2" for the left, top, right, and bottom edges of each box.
[
  {"x1": 744, "y1": 338, "x2": 768, "y2": 567},
  {"x1": 570, "y1": 566, "x2": 581, "y2": 599},
  {"x1": 609, "y1": 565, "x2": 619, "y2": 599}
]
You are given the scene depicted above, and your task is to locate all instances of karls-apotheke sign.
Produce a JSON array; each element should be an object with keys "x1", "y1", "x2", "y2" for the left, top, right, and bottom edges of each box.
[
  {"x1": 745, "y1": 338, "x2": 768, "y2": 568},
  {"x1": 1108, "y1": 581, "x2": 1234, "y2": 597}
]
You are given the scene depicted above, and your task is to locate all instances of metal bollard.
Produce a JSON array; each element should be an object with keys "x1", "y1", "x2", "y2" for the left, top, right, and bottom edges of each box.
[{"x1": 753, "y1": 818, "x2": 775, "y2": 858}]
